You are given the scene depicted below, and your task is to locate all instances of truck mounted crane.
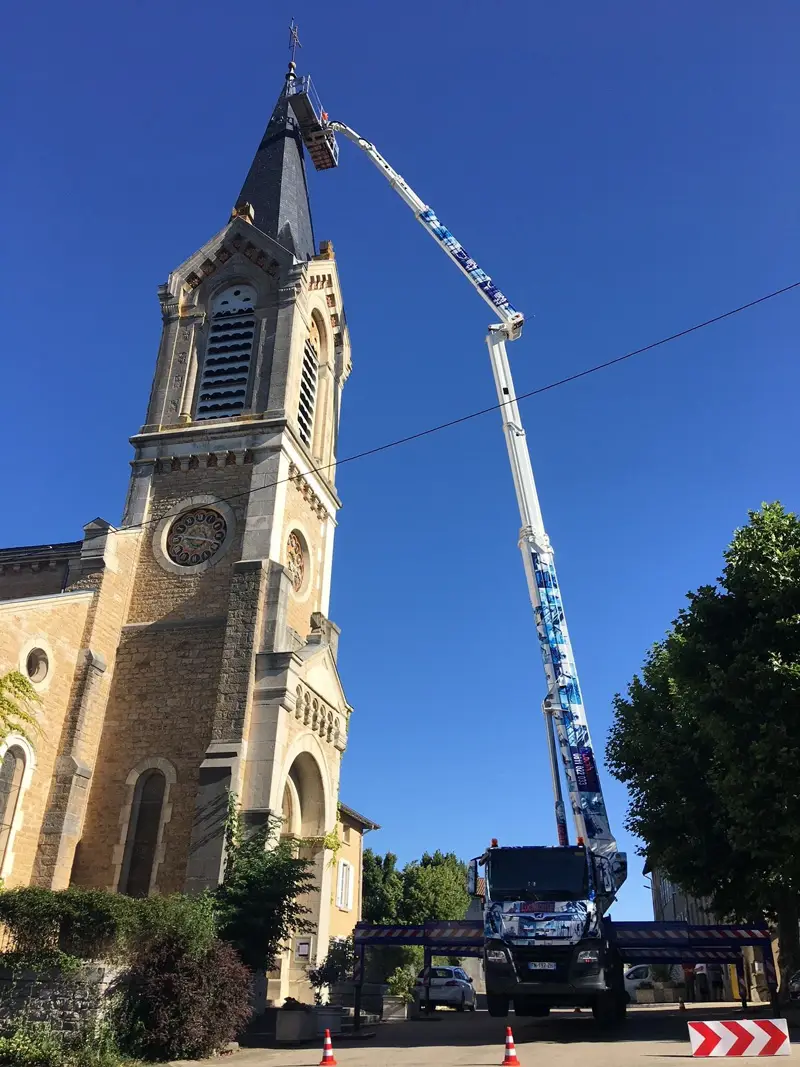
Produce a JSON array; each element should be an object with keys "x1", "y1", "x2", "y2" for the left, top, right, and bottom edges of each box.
[{"x1": 288, "y1": 71, "x2": 628, "y2": 1023}]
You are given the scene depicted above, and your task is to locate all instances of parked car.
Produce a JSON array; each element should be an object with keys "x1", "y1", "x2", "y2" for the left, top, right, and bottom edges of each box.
[
  {"x1": 787, "y1": 971, "x2": 800, "y2": 1001},
  {"x1": 414, "y1": 966, "x2": 478, "y2": 1011},
  {"x1": 623, "y1": 965, "x2": 683, "y2": 1001}
]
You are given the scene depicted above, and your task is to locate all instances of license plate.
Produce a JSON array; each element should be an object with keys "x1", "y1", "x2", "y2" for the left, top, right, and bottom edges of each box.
[{"x1": 528, "y1": 962, "x2": 557, "y2": 971}]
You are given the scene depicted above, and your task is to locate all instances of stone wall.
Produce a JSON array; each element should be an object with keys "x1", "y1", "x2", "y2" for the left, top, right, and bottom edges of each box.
[
  {"x1": 282, "y1": 474, "x2": 330, "y2": 639},
  {"x1": 33, "y1": 527, "x2": 143, "y2": 890},
  {"x1": 0, "y1": 964, "x2": 117, "y2": 1034},
  {"x1": 126, "y1": 461, "x2": 252, "y2": 625},
  {"x1": 0, "y1": 591, "x2": 94, "y2": 887},
  {"x1": 71, "y1": 620, "x2": 226, "y2": 893}
]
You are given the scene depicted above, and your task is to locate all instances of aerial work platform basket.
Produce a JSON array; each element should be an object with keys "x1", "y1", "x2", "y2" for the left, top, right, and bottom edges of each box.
[{"x1": 288, "y1": 76, "x2": 339, "y2": 170}]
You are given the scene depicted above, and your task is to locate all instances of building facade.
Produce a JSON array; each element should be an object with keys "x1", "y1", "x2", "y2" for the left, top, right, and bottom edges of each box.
[
  {"x1": 650, "y1": 869, "x2": 716, "y2": 924},
  {"x1": 0, "y1": 62, "x2": 374, "y2": 1002}
]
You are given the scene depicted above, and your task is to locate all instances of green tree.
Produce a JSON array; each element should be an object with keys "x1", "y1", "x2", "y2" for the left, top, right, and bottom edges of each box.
[
  {"x1": 214, "y1": 805, "x2": 315, "y2": 971},
  {"x1": 361, "y1": 849, "x2": 469, "y2": 982},
  {"x1": 362, "y1": 849, "x2": 404, "y2": 924},
  {"x1": 399, "y1": 851, "x2": 470, "y2": 925},
  {"x1": 0, "y1": 671, "x2": 40, "y2": 741},
  {"x1": 607, "y1": 503, "x2": 800, "y2": 995}
]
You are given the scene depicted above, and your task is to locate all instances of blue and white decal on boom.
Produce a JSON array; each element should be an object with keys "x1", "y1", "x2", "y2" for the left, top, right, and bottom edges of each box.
[
  {"x1": 419, "y1": 209, "x2": 519, "y2": 317},
  {"x1": 529, "y1": 547, "x2": 615, "y2": 858}
]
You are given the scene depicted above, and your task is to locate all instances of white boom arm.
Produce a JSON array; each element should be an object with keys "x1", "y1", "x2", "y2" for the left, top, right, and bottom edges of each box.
[
  {"x1": 325, "y1": 118, "x2": 625, "y2": 884},
  {"x1": 328, "y1": 123, "x2": 524, "y2": 340}
]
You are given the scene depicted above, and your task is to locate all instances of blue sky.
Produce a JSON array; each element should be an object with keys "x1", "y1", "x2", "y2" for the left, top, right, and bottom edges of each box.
[{"x1": 3, "y1": 2, "x2": 799, "y2": 920}]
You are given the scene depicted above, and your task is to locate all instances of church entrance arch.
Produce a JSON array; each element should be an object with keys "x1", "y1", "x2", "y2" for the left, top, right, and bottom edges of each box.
[{"x1": 285, "y1": 751, "x2": 326, "y2": 840}]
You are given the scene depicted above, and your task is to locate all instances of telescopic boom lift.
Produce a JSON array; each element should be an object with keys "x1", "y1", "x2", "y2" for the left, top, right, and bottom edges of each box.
[{"x1": 289, "y1": 74, "x2": 626, "y2": 894}]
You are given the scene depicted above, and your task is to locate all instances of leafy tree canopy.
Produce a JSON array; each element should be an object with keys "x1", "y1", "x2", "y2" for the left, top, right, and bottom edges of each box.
[
  {"x1": 363, "y1": 848, "x2": 469, "y2": 927},
  {"x1": 362, "y1": 848, "x2": 470, "y2": 982},
  {"x1": 361, "y1": 850, "x2": 404, "y2": 925},
  {"x1": 399, "y1": 850, "x2": 470, "y2": 925},
  {"x1": 606, "y1": 503, "x2": 800, "y2": 990}
]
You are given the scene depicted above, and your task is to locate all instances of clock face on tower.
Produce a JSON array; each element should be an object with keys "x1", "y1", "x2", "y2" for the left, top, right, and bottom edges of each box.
[{"x1": 166, "y1": 508, "x2": 227, "y2": 566}]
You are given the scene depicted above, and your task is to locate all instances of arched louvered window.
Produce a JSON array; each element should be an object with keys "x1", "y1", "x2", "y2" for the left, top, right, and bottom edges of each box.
[
  {"x1": 297, "y1": 318, "x2": 319, "y2": 448},
  {"x1": 0, "y1": 746, "x2": 25, "y2": 873},
  {"x1": 120, "y1": 769, "x2": 166, "y2": 898},
  {"x1": 196, "y1": 284, "x2": 257, "y2": 420}
]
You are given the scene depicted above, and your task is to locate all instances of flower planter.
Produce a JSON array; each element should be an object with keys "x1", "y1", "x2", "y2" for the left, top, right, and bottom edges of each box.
[
  {"x1": 382, "y1": 995, "x2": 409, "y2": 1022},
  {"x1": 276, "y1": 1009, "x2": 317, "y2": 1043},
  {"x1": 636, "y1": 988, "x2": 656, "y2": 1004},
  {"x1": 314, "y1": 1005, "x2": 343, "y2": 1036}
]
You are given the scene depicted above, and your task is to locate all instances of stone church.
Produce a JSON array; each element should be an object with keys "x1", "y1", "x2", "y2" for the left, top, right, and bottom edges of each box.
[{"x1": 0, "y1": 62, "x2": 377, "y2": 1000}]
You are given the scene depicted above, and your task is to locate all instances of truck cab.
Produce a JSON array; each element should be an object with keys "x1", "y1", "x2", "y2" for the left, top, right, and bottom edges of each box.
[{"x1": 471, "y1": 844, "x2": 626, "y2": 1024}]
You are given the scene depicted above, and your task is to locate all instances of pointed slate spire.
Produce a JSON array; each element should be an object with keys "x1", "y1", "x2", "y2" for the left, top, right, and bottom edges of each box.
[{"x1": 236, "y1": 64, "x2": 315, "y2": 261}]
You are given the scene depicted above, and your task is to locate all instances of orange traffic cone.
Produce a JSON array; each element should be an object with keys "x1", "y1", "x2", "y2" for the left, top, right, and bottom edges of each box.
[
  {"x1": 319, "y1": 1028, "x2": 337, "y2": 1067},
  {"x1": 501, "y1": 1026, "x2": 521, "y2": 1067}
]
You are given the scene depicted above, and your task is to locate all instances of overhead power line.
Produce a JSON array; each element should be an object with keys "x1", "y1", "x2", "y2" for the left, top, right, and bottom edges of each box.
[{"x1": 127, "y1": 279, "x2": 800, "y2": 533}]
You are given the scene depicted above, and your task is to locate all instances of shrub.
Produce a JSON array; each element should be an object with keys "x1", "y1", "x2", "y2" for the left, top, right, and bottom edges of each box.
[
  {"x1": 0, "y1": 886, "x2": 216, "y2": 974},
  {"x1": 111, "y1": 937, "x2": 252, "y2": 1061},
  {"x1": 123, "y1": 891, "x2": 216, "y2": 961},
  {"x1": 0, "y1": 1019, "x2": 127, "y2": 1067},
  {"x1": 386, "y1": 965, "x2": 417, "y2": 1004}
]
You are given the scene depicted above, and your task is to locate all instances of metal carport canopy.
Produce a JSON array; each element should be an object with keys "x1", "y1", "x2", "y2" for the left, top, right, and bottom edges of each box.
[
  {"x1": 610, "y1": 920, "x2": 772, "y2": 965},
  {"x1": 353, "y1": 921, "x2": 484, "y2": 958},
  {"x1": 352, "y1": 919, "x2": 772, "y2": 966}
]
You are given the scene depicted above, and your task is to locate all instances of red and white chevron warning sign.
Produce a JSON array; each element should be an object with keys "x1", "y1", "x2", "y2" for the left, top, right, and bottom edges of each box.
[{"x1": 688, "y1": 1019, "x2": 790, "y2": 1057}]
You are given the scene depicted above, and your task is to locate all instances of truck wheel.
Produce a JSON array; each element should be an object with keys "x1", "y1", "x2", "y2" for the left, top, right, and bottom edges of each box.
[
  {"x1": 592, "y1": 991, "x2": 623, "y2": 1028},
  {"x1": 487, "y1": 994, "x2": 509, "y2": 1018}
]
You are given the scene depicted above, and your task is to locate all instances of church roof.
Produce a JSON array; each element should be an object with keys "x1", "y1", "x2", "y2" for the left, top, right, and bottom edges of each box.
[
  {"x1": 0, "y1": 540, "x2": 81, "y2": 566},
  {"x1": 236, "y1": 66, "x2": 315, "y2": 262},
  {"x1": 339, "y1": 802, "x2": 380, "y2": 832}
]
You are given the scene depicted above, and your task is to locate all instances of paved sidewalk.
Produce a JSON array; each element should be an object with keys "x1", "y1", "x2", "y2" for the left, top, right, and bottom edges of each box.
[{"x1": 177, "y1": 1002, "x2": 789, "y2": 1067}]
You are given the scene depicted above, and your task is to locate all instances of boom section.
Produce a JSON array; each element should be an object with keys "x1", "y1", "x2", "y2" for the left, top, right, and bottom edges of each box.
[{"x1": 327, "y1": 122, "x2": 524, "y2": 340}]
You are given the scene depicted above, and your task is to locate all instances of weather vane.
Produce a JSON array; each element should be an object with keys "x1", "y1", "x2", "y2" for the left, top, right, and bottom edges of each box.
[{"x1": 288, "y1": 18, "x2": 302, "y2": 66}]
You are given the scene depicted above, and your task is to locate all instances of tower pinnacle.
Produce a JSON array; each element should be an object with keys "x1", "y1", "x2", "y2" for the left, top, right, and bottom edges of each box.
[{"x1": 235, "y1": 62, "x2": 315, "y2": 261}]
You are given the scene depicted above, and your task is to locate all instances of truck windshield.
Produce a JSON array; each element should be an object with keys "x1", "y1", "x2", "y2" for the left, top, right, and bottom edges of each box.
[{"x1": 487, "y1": 848, "x2": 589, "y2": 901}]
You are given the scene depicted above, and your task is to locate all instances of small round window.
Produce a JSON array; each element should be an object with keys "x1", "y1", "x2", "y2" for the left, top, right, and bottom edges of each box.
[
  {"x1": 26, "y1": 648, "x2": 49, "y2": 684},
  {"x1": 286, "y1": 532, "x2": 307, "y2": 592}
]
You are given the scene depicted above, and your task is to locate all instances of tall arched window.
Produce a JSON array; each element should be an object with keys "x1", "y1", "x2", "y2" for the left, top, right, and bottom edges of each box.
[
  {"x1": 297, "y1": 318, "x2": 319, "y2": 448},
  {"x1": 0, "y1": 746, "x2": 25, "y2": 873},
  {"x1": 196, "y1": 284, "x2": 257, "y2": 420},
  {"x1": 120, "y1": 769, "x2": 166, "y2": 897}
]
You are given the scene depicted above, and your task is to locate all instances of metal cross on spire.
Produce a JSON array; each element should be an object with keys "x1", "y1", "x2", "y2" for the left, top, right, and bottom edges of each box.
[{"x1": 288, "y1": 18, "x2": 302, "y2": 65}]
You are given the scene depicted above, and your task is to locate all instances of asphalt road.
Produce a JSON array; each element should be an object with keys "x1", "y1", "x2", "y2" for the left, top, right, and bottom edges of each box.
[{"x1": 182, "y1": 1002, "x2": 794, "y2": 1067}]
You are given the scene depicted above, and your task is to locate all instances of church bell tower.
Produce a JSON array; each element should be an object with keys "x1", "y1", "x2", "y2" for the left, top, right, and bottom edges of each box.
[{"x1": 72, "y1": 62, "x2": 353, "y2": 998}]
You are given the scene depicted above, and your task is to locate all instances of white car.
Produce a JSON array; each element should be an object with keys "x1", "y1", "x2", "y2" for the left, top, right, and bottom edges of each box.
[
  {"x1": 623, "y1": 964, "x2": 683, "y2": 1001},
  {"x1": 414, "y1": 966, "x2": 478, "y2": 1011}
]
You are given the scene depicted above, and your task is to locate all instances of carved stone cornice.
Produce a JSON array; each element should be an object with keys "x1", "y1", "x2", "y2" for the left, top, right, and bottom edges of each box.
[
  {"x1": 287, "y1": 462, "x2": 328, "y2": 520},
  {"x1": 183, "y1": 237, "x2": 280, "y2": 292},
  {"x1": 293, "y1": 682, "x2": 347, "y2": 751},
  {"x1": 153, "y1": 449, "x2": 254, "y2": 473}
]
